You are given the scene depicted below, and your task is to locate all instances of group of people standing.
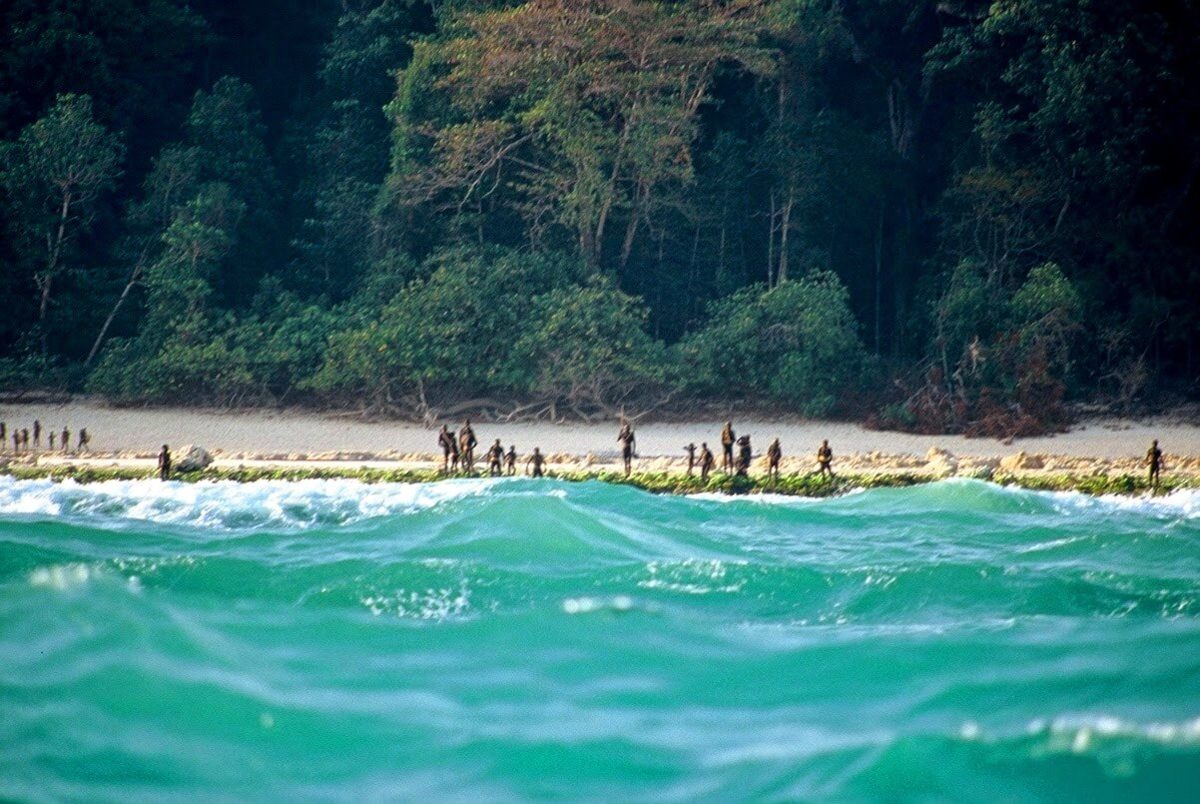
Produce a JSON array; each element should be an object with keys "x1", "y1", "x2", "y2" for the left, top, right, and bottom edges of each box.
[
  {"x1": 0, "y1": 420, "x2": 89, "y2": 455},
  {"x1": 677, "y1": 421, "x2": 834, "y2": 482},
  {"x1": 437, "y1": 420, "x2": 547, "y2": 477},
  {"x1": 433, "y1": 418, "x2": 838, "y2": 482}
]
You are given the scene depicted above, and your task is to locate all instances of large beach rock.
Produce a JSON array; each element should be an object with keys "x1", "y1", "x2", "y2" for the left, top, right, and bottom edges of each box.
[
  {"x1": 925, "y1": 447, "x2": 959, "y2": 477},
  {"x1": 174, "y1": 444, "x2": 213, "y2": 472},
  {"x1": 999, "y1": 450, "x2": 1044, "y2": 471}
]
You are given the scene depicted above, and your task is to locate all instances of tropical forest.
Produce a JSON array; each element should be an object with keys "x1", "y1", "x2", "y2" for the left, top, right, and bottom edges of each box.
[{"x1": 2, "y1": 0, "x2": 1198, "y2": 434}]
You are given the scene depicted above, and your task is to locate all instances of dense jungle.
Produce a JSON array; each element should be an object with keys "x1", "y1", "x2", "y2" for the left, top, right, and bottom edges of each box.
[{"x1": 2, "y1": 0, "x2": 1198, "y2": 434}]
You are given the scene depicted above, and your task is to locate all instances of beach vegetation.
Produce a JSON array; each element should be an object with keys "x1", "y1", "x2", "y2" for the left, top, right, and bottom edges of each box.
[{"x1": 0, "y1": 0, "x2": 1197, "y2": 426}]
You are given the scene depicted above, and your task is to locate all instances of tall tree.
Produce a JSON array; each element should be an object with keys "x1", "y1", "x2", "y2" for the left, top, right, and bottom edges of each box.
[
  {"x1": 386, "y1": 0, "x2": 774, "y2": 272},
  {"x1": 0, "y1": 94, "x2": 124, "y2": 353}
]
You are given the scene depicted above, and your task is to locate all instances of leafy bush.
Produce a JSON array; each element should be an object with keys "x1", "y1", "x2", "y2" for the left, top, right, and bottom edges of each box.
[
  {"x1": 677, "y1": 271, "x2": 867, "y2": 416},
  {"x1": 510, "y1": 275, "x2": 672, "y2": 414}
]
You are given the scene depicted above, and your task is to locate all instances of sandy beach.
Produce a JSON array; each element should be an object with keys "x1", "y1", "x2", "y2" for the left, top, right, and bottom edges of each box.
[{"x1": 1, "y1": 398, "x2": 1197, "y2": 478}]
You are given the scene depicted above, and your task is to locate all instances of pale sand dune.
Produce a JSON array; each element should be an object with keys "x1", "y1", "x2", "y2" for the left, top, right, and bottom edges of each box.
[{"x1": 1, "y1": 399, "x2": 1197, "y2": 471}]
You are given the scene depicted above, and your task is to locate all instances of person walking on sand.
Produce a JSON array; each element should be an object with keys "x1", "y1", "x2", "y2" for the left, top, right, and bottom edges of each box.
[
  {"x1": 736, "y1": 434, "x2": 752, "y2": 477},
  {"x1": 817, "y1": 439, "x2": 834, "y2": 479},
  {"x1": 48, "y1": 431, "x2": 56, "y2": 451},
  {"x1": 11, "y1": 431, "x2": 19, "y2": 454},
  {"x1": 1146, "y1": 439, "x2": 1164, "y2": 491},
  {"x1": 32, "y1": 420, "x2": 41, "y2": 450},
  {"x1": 0, "y1": 422, "x2": 6, "y2": 449},
  {"x1": 438, "y1": 425, "x2": 457, "y2": 472},
  {"x1": 505, "y1": 445, "x2": 517, "y2": 476},
  {"x1": 61, "y1": 426, "x2": 70, "y2": 454},
  {"x1": 700, "y1": 443, "x2": 715, "y2": 482},
  {"x1": 158, "y1": 445, "x2": 172, "y2": 481},
  {"x1": 527, "y1": 447, "x2": 547, "y2": 478},
  {"x1": 488, "y1": 439, "x2": 504, "y2": 476},
  {"x1": 684, "y1": 443, "x2": 697, "y2": 477},
  {"x1": 721, "y1": 421, "x2": 736, "y2": 473},
  {"x1": 459, "y1": 420, "x2": 477, "y2": 473},
  {"x1": 78, "y1": 428, "x2": 90, "y2": 453},
  {"x1": 21, "y1": 429, "x2": 30, "y2": 453},
  {"x1": 618, "y1": 420, "x2": 636, "y2": 477},
  {"x1": 767, "y1": 438, "x2": 782, "y2": 482}
]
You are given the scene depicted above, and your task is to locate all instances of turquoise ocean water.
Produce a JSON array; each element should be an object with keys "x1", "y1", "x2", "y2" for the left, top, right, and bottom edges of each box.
[{"x1": 1, "y1": 475, "x2": 1199, "y2": 800}]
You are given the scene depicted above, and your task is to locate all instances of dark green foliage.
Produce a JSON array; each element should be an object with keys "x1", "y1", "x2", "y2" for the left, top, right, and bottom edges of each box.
[
  {"x1": 678, "y1": 272, "x2": 867, "y2": 416},
  {"x1": 0, "y1": 0, "x2": 1198, "y2": 421}
]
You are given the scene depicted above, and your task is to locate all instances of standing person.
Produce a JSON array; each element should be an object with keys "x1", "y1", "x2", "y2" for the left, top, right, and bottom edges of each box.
[
  {"x1": 0, "y1": 422, "x2": 6, "y2": 449},
  {"x1": 11, "y1": 431, "x2": 20, "y2": 454},
  {"x1": 767, "y1": 438, "x2": 782, "y2": 481},
  {"x1": 487, "y1": 439, "x2": 504, "y2": 476},
  {"x1": 78, "y1": 428, "x2": 90, "y2": 453},
  {"x1": 61, "y1": 426, "x2": 70, "y2": 454},
  {"x1": 736, "y1": 434, "x2": 752, "y2": 476},
  {"x1": 817, "y1": 439, "x2": 834, "y2": 479},
  {"x1": 48, "y1": 431, "x2": 56, "y2": 451},
  {"x1": 438, "y1": 425, "x2": 456, "y2": 472},
  {"x1": 33, "y1": 420, "x2": 41, "y2": 450},
  {"x1": 21, "y1": 429, "x2": 30, "y2": 453},
  {"x1": 684, "y1": 443, "x2": 697, "y2": 477},
  {"x1": 617, "y1": 420, "x2": 636, "y2": 477},
  {"x1": 505, "y1": 445, "x2": 517, "y2": 476},
  {"x1": 721, "y1": 421, "x2": 736, "y2": 473},
  {"x1": 700, "y1": 443, "x2": 715, "y2": 482},
  {"x1": 158, "y1": 445, "x2": 172, "y2": 481},
  {"x1": 459, "y1": 419, "x2": 477, "y2": 473},
  {"x1": 1146, "y1": 439, "x2": 1164, "y2": 491},
  {"x1": 527, "y1": 447, "x2": 547, "y2": 478}
]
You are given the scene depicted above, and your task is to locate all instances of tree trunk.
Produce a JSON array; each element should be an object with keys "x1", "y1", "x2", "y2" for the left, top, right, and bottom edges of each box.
[
  {"x1": 778, "y1": 186, "x2": 794, "y2": 285},
  {"x1": 86, "y1": 264, "x2": 143, "y2": 365},
  {"x1": 38, "y1": 190, "x2": 73, "y2": 353}
]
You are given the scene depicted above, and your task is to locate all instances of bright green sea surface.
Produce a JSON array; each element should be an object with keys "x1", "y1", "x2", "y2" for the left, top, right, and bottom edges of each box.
[{"x1": 2, "y1": 476, "x2": 1199, "y2": 801}]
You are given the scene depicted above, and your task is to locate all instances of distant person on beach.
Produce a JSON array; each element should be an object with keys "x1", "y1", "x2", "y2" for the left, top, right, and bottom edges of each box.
[
  {"x1": 78, "y1": 428, "x2": 90, "y2": 453},
  {"x1": 767, "y1": 438, "x2": 782, "y2": 481},
  {"x1": 22, "y1": 429, "x2": 30, "y2": 452},
  {"x1": 449, "y1": 431, "x2": 460, "y2": 472},
  {"x1": 618, "y1": 421, "x2": 636, "y2": 477},
  {"x1": 438, "y1": 425, "x2": 456, "y2": 472},
  {"x1": 817, "y1": 439, "x2": 834, "y2": 479},
  {"x1": 48, "y1": 431, "x2": 56, "y2": 451},
  {"x1": 11, "y1": 432, "x2": 19, "y2": 453},
  {"x1": 527, "y1": 447, "x2": 546, "y2": 478},
  {"x1": 736, "y1": 434, "x2": 752, "y2": 476},
  {"x1": 1146, "y1": 439, "x2": 1163, "y2": 490},
  {"x1": 0, "y1": 422, "x2": 6, "y2": 447},
  {"x1": 505, "y1": 445, "x2": 517, "y2": 476},
  {"x1": 158, "y1": 445, "x2": 172, "y2": 481},
  {"x1": 721, "y1": 421, "x2": 735, "y2": 473},
  {"x1": 700, "y1": 443, "x2": 714, "y2": 481},
  {"x1": 460, "y1": 420, "x2": 477, "y2": 472},
  {"x1": 61, "y1": 427, "x2": 70, "y2": 454},
  {"x1": 32, "y1": 420, "x2": 41, "y2": 449},
  {"x1": 488, "y1": 439, "x2": 504, "y2": 476},
  {"x1": 684, "y1": 443, "x2": 697, "y2": 476}
]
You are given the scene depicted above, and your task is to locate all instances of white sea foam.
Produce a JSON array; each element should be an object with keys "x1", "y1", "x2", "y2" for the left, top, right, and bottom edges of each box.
[
  {"x1": 1047, "y1": 487, "x2": 1200, "y2": 519},
  {"x1": 957, "y1": 714, "x2": 1200, "y2": 749},
  {"x1": 562, "y1": 595, "x2": 636, "y2": 614},
  {"x1": 0, "y1": 475, "x2": 506, "y2": 531}
]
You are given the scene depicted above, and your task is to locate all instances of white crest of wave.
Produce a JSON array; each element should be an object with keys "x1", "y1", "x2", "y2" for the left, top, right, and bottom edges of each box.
[
  {"x1": 1047, "y1": 486, "x2": 1200, "y2": 519},
  {"x1": 959, "y1": 714, "x2": 1200, "y2": 750},
  {"x1": 0, "y1": 475, "x2": 507, "y2": 530}
]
